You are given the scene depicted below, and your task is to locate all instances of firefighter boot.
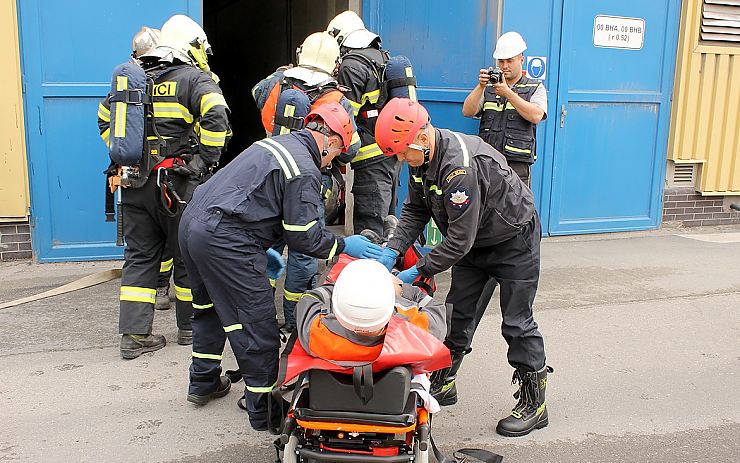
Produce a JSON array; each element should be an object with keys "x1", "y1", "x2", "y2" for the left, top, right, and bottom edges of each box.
[
  {"x1": 120, "y1": 334, "x2": 166, "y2": 359},
  {"x1": 430, "y1": 350, "x2": 467, "y2": 406},
  {"x1": 177, "y1": 329, "x2": 193, "y2": 345},
  {"x1": 187, "y1": 376, "x2": 231, "y2": 406},
  {"x1": 155, "y1": 285, "x2": 171, "y2": 310},
  {"x1": 496, "y1": 365, "x2": 553, "y2": 437}
]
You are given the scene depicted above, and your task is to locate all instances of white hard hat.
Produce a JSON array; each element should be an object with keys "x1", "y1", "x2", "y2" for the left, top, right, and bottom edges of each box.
[
  {"x1": 327, "y1": 10, "x2": 377, "y2": 48},
  {"x1": 132, "y1": 27, "x2": 160, "y2": 58},
  {"x1": 331, "y1": 259, "x2": 395, "y2": 334},
  {"x1": 158, "y1": 15, "x2": 211, "y2": 68},
  {"x1": 296, "y1": 32, "x2": 340, "y2": 75},
  {"x1": 493, "y1": 32, "x2": 527, "y2": 60}
]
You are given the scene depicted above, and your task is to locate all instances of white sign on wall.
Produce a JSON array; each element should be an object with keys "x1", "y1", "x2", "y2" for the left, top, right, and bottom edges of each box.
[{"x1": 593, "y1": 15, "x2": 645, "y2": 50}]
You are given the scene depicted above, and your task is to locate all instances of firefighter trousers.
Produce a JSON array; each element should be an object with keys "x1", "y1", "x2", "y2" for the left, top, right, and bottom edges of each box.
[
  {"x1": 179, "y1": 208, "x2": 279, "y2": 430},
  {"x1": 445, "y1": 214, "x2": 546, "y2": 371},
  {"x1": 352, "y1": 156, "x2": 398, "y2": 236},
  {"x1": 119, "y1": 173, "x2": 194, "y2": 335}
]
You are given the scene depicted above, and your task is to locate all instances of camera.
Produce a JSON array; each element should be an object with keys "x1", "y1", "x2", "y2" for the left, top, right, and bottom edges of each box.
[{"x1": 486, "y1": 67, "x2": 504, "y2": 86}]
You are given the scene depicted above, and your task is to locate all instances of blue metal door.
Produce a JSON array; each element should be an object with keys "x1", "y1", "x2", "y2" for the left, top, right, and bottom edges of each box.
[
  {"x1": 548, "y1": 0, "x2": 680, "y2": 234},
  {"x1": 18, "y1": 0, "x2": 201, "y2": 261},
  {"x1": 363, "y1": 0, "x2": 502, "y2": 213}
]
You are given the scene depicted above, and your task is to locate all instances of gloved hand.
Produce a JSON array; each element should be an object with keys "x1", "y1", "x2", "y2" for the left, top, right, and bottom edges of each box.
[
  {"x1": 397, "y1": 266, "x2": 420, "y2": 284},
  {"x1": 376, "y1": 247, "x2": 400, "y2": 271},
  {"x1": 173, "y1": 155, "x2": 210, "y2": 178},
  {"x1": 342, "y1": 235, "x2": 384, "y2": 259},
  {"x1": 266, "y1": 248, "x2": 286, "y2": 280}
]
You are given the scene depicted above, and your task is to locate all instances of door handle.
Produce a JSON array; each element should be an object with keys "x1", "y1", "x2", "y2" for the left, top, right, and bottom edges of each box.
[{"x1": 559, "y1": 104, "x2": 568, "y2": 128}]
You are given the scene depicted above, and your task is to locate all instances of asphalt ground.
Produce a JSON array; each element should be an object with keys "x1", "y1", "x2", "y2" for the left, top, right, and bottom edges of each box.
[{"x1": 1, "y1": 225, "x2": 739, "y2": 462}]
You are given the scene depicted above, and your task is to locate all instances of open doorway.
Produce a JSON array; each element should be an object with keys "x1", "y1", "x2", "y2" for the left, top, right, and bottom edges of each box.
[{"x1": 203, "y1": 0, "x2": 353, "y2": 166}]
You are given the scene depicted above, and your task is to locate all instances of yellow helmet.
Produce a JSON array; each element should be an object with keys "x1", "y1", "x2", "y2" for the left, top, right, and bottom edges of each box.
[
  {"x1": 132, "y1": 27, "x2": 160, "y2": 58},
  {"x1": 159, "y1": 15, "x2": 211, "y2": 69},
  {"x1": 296, "y1": 32, "x2": 340, "y2": 75}
]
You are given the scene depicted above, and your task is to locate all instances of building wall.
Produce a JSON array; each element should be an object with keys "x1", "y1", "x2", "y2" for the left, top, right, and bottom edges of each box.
[
  {"x1": 0, "y1": 1, "x2": 31, "y2": 261},
  {"x1": 0, "y1": 0, "x2": 30, "y2": 221},
  {"x1": 667, "y1": 0, "x2": 740, "y2": 196}
]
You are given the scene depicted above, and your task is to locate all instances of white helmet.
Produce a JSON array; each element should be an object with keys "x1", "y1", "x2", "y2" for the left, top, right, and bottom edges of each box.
[
  {"x1": 493, "y1": 32, "x2": 527, "y2": 60},
  {"x1": 132, "y1": 27, "x2": 160, "y2": 58},
  {"x1": 326, "y1": 10, "x2": 378, "y2": 49},
  {"x1": 296, "y1": 32, "x2": 340, "y2": 75},
  {"x1": 331, "y1": 259, "x2": 395, "y2": 334},
  {"x1": 158, "y1": 15, "x2": 211, "y2": 69}
]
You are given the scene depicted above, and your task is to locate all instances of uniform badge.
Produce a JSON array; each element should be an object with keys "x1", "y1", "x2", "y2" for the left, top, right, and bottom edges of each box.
[{"x1": 449, "y1": 189, "x2": 470, "y2": 209}]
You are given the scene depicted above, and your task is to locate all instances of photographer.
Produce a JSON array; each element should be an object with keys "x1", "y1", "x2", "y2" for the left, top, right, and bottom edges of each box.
[{"x1": 462, "y1": 32, "x2": 547, "y2": 186}]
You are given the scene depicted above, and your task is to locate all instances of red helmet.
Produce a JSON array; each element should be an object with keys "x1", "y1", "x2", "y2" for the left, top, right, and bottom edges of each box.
[
  {"x1": 305, "y1": 102, "x2": 353, "y2": 152},
  {"x1": 375, "y1": 98, "x2": 429, "y2": 156}
]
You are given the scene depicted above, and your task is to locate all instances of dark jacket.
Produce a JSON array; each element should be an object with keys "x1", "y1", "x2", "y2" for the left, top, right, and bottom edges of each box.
[
  {"x1": 387, "y1": 129, "x2": 536, "y2": 277},
  {"x1": 336, "y1": 46, "x2": 388, "y2": 168},
  {"x1": 98, "y1": 61, "x2": 230, "y2": 166},
  {"x1": 186, "y1": 130, "x2": 344, "y2": 259}
]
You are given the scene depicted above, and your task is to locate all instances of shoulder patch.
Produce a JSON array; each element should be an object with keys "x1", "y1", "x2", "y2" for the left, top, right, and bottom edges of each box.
[
  {"x1": 448, "y1": 189, "x2": 471, "y2": 209},
  {"x1": 445, "y1": 168, "x2": 467, "y2": 184}
]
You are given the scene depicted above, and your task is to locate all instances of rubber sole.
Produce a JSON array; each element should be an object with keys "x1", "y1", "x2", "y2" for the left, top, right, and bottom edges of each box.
[
  {"x1": 187, "y1": 382, "x2": 231, "y2": 406},
  {"x1": 177, "y1": 333, "x2": 193, "y2": 346},
  {"x1": 496, "y1": 415, "x2": 549, "y2": 437},
  {"x1": 154, "y1": 300, "x2": 171, "y2": 311},
  {"x1": 120, "y1": 342, "x2": 166, "y2": 360},
  {"x1": 435, "y1": 395, "x2": 458, "y2": 406}
]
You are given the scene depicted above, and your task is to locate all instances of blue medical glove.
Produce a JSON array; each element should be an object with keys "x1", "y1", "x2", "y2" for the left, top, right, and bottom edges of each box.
[
  {"x1": 266, "y1": 248, "x2": 286, "y2": 280},
  {"x1": 342, "y1": 235, "x2": 384, "y2": 259},
  {"x1": 376, "y1": 247, "x2": 400, "y2": 271},
  {"x1": 397, "y1": 266, "x2": 420, "y2": 284}
]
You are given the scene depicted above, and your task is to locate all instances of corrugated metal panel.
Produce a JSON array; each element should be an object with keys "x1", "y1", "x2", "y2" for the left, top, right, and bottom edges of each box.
[
  {"x1": 668, "y1": 0, "x2": 740, "y2": 194},
  {"x1": 0, "y1": 0, "x2": 29, "y2": 221}
]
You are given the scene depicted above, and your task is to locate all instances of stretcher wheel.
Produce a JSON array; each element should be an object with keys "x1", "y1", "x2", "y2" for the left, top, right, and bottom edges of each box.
[
  {"x1": 282, "y1": 434, "x2": 298, "y2": 463},
  {"x1": 414, "y1": 439, "x2": 429, "y2": 463}
]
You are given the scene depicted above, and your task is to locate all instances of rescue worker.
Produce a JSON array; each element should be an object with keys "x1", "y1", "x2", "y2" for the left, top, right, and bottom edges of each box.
[
  {"x1": 296, "y1": 259, "x2": 447, "y2": 362},
  {"x1": 462, "y1": 32, "x2": 547, "y2": 186},
  {"x1": 178, "y1": 102, "x2": 384, "y2": 431},
  {"x1": 327, "y1": 11, "x2": 399, "y2": 236},
  {"x1": 98, "y1": 15, "x2": 230, "y2": 359},
  {"x1": 252, "y1": 32, "x2": 361, "y2": 333},
  {"x1": 374, "y1": 98, "x2": 551, "y2": 437}
]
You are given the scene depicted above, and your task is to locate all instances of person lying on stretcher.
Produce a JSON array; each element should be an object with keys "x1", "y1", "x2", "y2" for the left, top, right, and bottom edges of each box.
[{"x1": 294, "y1": 259, "x2": 449, "y2": 411}]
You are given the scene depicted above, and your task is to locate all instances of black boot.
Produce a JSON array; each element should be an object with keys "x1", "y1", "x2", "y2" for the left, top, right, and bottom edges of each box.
[
  {"x1": 177, "y1": 329, "x2": 193, "y2": 345},
  {"x1": 187, "y1": 376, "x2": 231, "y2": 405},
  {"x1": 430, "y1": 349, "x2": 468, "y2": 406},
  {"x1": 120, "y1": 334, "x2": 166, "y2": 359},
  {"x1": 155, "y1": 285, "x2": 171, "y2": 310},
  {"x1": 496, "y1": 365, "x2": 553, "y2": 437}
]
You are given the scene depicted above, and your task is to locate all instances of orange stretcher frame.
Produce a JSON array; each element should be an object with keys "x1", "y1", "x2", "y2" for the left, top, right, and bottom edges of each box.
[{"x1": 294, "y1": 408, "x2": 429, "y2": 435}]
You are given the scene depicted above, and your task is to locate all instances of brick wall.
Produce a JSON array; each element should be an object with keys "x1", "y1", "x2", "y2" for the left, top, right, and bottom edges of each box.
[
  {"x1": 663, "y1": 187, "x2": 740, "y2": 227},
  {"x1": 0, "y1": 221, "x2": 32, "y2": 261}
]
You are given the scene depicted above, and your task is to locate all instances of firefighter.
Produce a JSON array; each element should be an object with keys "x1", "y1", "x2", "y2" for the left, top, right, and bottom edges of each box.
[
  {"x1": 98, "y1": 15, "x2": 230, "y2": 359},
  {"x1": 178, "y1": 102, "x2": 384, "y2": 431},
  {"x1": 326, "y1": 11, "x2": 399, "y2": 236},
  {"x1": 374, "y1": 98, "x2": 551, "y2": 437},
  {"x1": 252, "y1": 32, "x2": 361, "y2": 333}
]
